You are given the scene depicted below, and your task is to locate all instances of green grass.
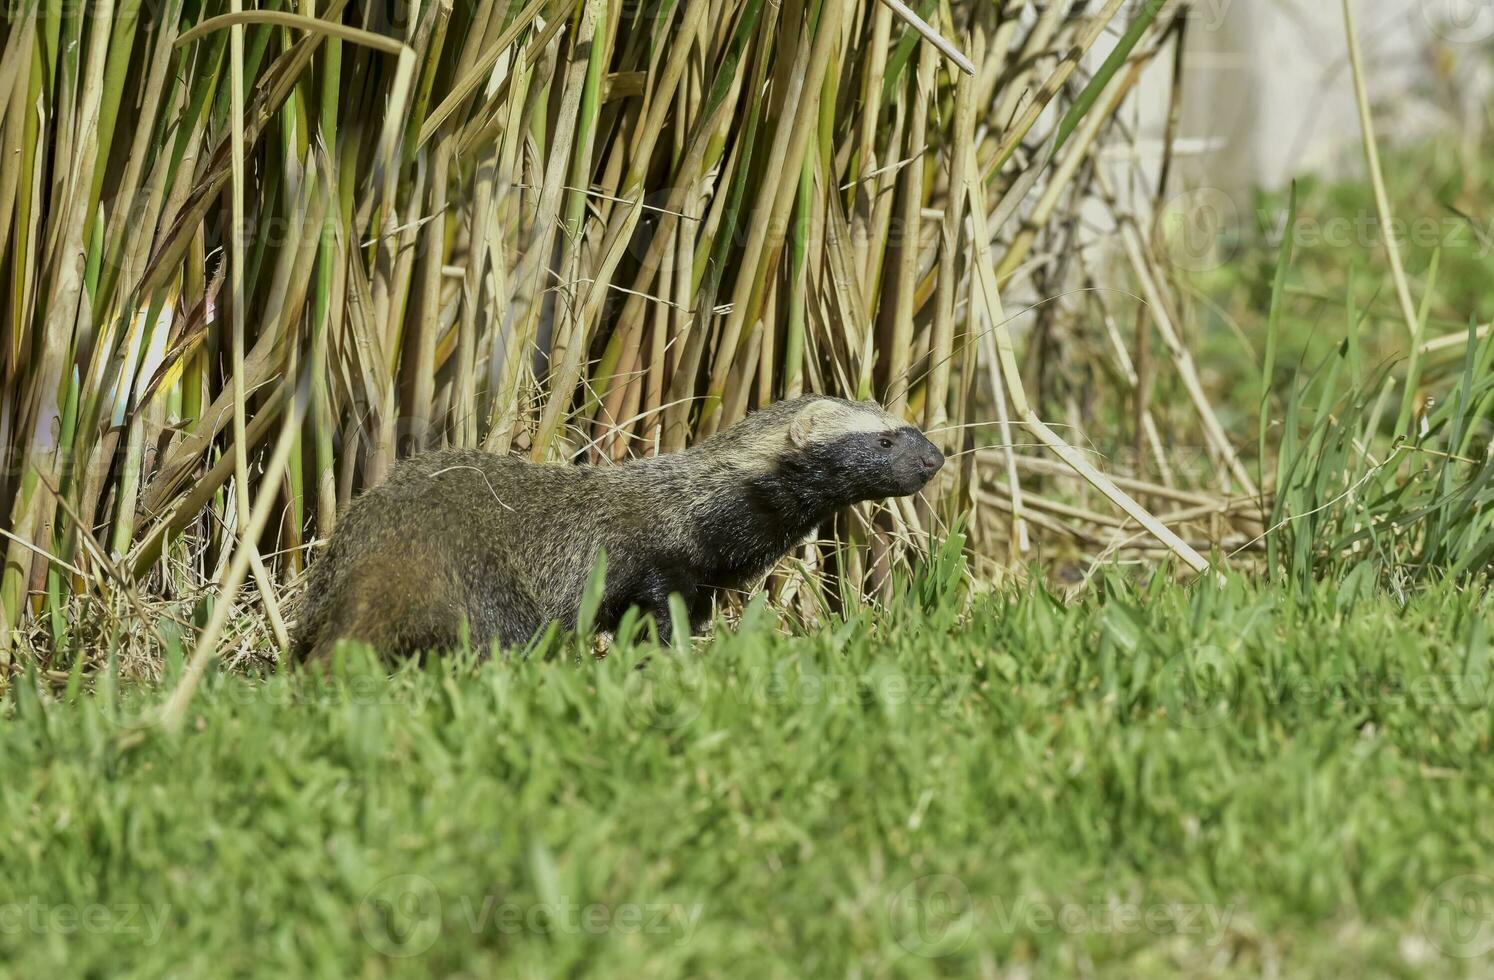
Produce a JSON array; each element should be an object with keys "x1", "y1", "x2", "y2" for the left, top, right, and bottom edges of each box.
[
  {"x1": 5, "y1": 9, "x2": 1490, "y2": 977},
  {"x1": 1189, "y1": 139, "x2": 1493, "y2": 418},
  {"x1": 5, "y1": 567, "x2": 1492, "y2": 977}
]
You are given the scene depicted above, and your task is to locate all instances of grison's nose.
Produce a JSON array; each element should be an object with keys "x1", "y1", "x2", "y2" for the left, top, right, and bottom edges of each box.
[{"x1": 920, "y1": 446, "x2": 945, "y2": 475}]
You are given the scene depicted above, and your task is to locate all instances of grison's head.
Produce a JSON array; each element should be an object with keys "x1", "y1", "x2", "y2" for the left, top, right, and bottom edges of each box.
[{"x1": 770, "y1": 396, "x2": 945, "y2": 503}]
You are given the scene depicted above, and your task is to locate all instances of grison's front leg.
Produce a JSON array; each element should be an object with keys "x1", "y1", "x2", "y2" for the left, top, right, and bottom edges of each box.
[
  {"x1": 596, "y1": 555, "x2": 697, "y2": 645},
  {"x1": 638, "y1": 567, "x2": 700, "y2": 646}
]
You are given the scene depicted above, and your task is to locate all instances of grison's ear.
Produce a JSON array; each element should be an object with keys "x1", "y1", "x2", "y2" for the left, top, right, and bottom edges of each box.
[{"x1": 788, "y1": 399, "x2": 840, "y2": 448}]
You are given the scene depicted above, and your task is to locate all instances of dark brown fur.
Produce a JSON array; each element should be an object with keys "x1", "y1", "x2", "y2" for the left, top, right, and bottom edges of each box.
[{"x1": 291, "y1": 396, "x2": 943, "y2": 659}]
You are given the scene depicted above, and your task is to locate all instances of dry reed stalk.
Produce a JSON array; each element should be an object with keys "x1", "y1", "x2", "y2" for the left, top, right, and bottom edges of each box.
[{"x1": 0, "y1": 0, "x2": 1276, "y2": 676}]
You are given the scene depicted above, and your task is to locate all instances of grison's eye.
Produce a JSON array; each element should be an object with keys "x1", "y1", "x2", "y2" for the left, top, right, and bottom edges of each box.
[{"x1": 878, "y1": 436, "x2": 894, "y2": 449}]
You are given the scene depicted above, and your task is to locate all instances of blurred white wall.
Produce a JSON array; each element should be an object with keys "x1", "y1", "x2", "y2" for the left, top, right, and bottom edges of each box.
[
  {"x1": 1043, "y1": 0, "x2": 1494, "y2": 285},
  {"x1": 998, "y1": 1, "x2": 1490, "y2": 365},
  {"x1": 1174, "y1": 0, "x2": 1490, "y2": 191}
]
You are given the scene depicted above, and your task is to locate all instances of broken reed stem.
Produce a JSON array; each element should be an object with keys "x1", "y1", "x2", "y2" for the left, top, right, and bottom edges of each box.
[
  {"x1": 966, "y1": 144, "x2": 1213, "y2": 575},
  {"x1": 159, "y1": 375, "x2": 308, "y2": 731},
  {"x1": 874, "y1": 0, "x2": 976, "y2": 76},
  {"x1": 1021, "y1": 412, "x2": 1212, "y2": 575}
]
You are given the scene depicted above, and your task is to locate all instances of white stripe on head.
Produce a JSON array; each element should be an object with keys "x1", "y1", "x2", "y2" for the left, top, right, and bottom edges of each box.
[{"x1": 789, "y1": 397, "x2": 906, "y2": 447}]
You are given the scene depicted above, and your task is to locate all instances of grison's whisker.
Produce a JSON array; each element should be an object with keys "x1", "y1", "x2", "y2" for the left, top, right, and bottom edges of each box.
[{"x1": 940, "y1": 443, "x2": 1093, "y2": 462}]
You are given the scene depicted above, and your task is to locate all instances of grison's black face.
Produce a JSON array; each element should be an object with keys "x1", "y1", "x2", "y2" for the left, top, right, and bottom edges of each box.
[{"x1": 799, "y1": 425, "x2": 945, "y2": 502}]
